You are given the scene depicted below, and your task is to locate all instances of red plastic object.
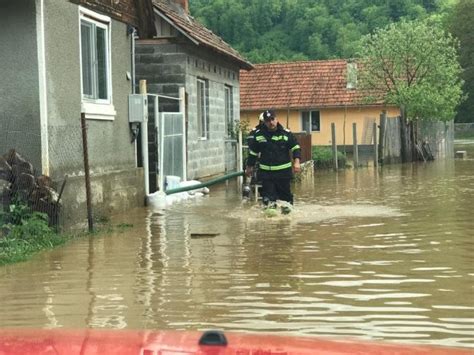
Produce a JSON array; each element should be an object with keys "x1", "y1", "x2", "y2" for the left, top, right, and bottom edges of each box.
[{"x1": 0, "y1": 329, "x2": 471, "y2": 355}]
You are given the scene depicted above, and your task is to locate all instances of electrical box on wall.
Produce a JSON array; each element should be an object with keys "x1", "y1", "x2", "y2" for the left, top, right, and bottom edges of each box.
[{"x1": 128, "y1": 94, "x2": 148, "y2": 122}]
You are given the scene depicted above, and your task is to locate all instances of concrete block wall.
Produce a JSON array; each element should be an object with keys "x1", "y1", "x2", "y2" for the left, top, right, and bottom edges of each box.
[
  {"x1": 184, "y1": 46, "x2": 241, "y2": 179},
  {"x1": 136, "y1": 41, "x2": 241, "y2": 181}
]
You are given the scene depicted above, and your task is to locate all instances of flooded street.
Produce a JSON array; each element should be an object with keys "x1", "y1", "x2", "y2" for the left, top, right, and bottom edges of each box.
[{"x1": 1, "y1": 144, "x2": 473, "y2": 349}]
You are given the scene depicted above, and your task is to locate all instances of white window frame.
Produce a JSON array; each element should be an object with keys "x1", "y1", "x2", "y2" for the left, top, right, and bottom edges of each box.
[
  {"x1": 197, "y1": 78, "x2": 209, "y2": 139},
  {"x1": 224, "y1": 85, "x2": 234, "y2": 138},
  {"x1": 79, "y1": 7, "x2": 116, "y2": 120},
  {"x1": 301, "y1": 110, "x2": 320, "y2": 133}
]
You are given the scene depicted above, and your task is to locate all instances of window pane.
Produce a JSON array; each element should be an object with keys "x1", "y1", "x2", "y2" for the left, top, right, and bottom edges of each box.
[
  {"x1": 81, "y1": 21, "x2": 93, "y2": 97},
  {"x1": 197, "y1": 80, "x2": 205, "y2": 138},
  {"x1": 225, "y1": 86, "x2": 233, "y2": 137},
  {"x1": 204, "y1": 81, "x2": 209, "y2": 138},
  {"x1": 302, "y1": 111, "x2": 310, "y2": 133},
  {"x1": 96, "y1": 27, "x2": 108, "y2": 100},
  {"x1": 311, "y1": 111, "x2": 320, "y2": 131}
]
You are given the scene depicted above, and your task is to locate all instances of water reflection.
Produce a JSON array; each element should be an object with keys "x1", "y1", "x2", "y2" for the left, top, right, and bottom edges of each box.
[{"x1": 0, "y1": 148, "x2": 473, "y2": 349}]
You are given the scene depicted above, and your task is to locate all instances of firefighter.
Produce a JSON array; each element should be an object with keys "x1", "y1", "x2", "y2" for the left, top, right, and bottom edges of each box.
[
  {"x1": 245, "y1": 110, "x2": 301, "y2": 214},
  {"x1": 244, "y1": 113, "x2": 265, "y2": 188},
  {"x1": 246, "y1": 112, "x2": 265, "y2": 148}
]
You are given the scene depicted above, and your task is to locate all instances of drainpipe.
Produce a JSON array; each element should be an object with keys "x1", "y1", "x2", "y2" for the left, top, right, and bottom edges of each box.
[
  {"x1": 127, "y1": 25, "x2": 137, "y2": 94},
  {"x1": 131, "y1": 27, "x2": 137, "y2": 94},
  {"x1": 36, "y1": 0, "x2": 49, "y2": 175}
]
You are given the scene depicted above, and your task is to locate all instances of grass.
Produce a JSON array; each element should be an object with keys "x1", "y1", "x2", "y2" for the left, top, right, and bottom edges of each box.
[
  {"x1": 0, "y1": 203, "x2": 134, "y2": 266},
  {"x1": 0, "y1": 232, "x2": 71, "y2": 266},
  {"x1": 454, "y1": 132, "x2": 474, "y2": 140},
  {"x1": 0, "y1": 207, "x2": 71, "y2": 265}
]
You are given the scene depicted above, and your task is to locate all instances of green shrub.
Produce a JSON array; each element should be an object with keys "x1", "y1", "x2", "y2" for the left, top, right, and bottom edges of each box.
[
  {"x1": 311, "y1": 146, "x2": 346, "y2": 169},
  {"x1": 0, "y1": 201, "x2": 67, "y2": 265}
]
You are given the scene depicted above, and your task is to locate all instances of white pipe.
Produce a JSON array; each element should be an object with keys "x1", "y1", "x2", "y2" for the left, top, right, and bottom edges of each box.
[
  {"x1": 131, "y1": 28, "x2": 137, "y2": 94},
  {"x1": 36, "y1": 0, "x2": 49, "y2": 175}
]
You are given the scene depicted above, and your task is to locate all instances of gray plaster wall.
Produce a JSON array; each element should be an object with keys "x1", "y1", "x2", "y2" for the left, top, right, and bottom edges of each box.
[
  {"x1": 136, "y1": 41, "x2": 241, "y2": 180},
  {"x1": 0, "y1": 0, "x2": 42, "y2": 168},
  {"x1": 0, "y1": 0, "x2": 143, "y2": 229},
  {"x1": 41, "y1": 0, "x2": 144, "y2": 227},
  {"x1": 44, "y1": 0, "x2": 137, "y2": 178}
]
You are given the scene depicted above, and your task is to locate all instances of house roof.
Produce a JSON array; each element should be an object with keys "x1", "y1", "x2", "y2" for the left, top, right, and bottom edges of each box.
[
  {"x1": 240, "y1": 59, "x2": 375, "y2": 111},
  {"x1": 152, "y1": 0, "x2": 253, "y2": 70},
  {"x1": 70, "y1": 0, "x2": 155, "y2": 36}
]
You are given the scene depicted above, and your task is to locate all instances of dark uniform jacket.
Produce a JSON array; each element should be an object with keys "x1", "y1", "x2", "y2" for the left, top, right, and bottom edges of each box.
[{"x1": 246, "y1": 123, "x2": 301, "y2": 179}]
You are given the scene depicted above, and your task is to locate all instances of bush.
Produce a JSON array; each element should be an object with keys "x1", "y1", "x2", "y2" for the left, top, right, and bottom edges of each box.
[
  {"x1": 0, "y1": 201, "x2": 67, "y2": 265},
  {"x1": 311, "y1": 147, "x2": 346, "y2": 169}
]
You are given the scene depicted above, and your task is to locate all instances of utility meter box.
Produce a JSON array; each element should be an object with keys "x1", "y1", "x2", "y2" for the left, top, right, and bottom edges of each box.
[{"x1": 128, "y1": 94, "x2": 148, "y2": 122}]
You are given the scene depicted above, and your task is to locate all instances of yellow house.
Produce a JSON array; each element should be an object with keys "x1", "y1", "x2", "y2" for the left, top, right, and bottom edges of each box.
[{"x1": 240, "y1": 60, "x2": 400, "y2": 147}]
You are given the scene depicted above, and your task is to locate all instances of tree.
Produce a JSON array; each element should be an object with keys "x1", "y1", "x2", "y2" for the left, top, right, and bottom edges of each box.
[
  {"x1": 189, "y1": 0, "x2": 448, "y2": 64},
  {"x1": 357, "y1": 19, "x2": 464, "y2": 162},
  {"x1": 448, "y1": 0, "x2": 474, "y2": 123}
]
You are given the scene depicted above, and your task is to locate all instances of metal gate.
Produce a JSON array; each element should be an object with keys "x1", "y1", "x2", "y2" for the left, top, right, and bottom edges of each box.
[
  {"x1": 144, "y1": 89, "x2": 185, "y2": 194},
  {"x1": 159, "y1": 111, "x2": 186, "y2": 192}
]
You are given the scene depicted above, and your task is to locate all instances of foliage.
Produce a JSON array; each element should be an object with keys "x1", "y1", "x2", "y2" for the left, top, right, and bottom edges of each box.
[
  {"x1": 357, "y1": 19, "x2": 464, "y2": 122},
  {"x1": 447, "y1": 0, "x2": 474, "y2": 123},
  {"x1": 189, "y1": 0, "x2": 447, "y2": 63},
  {"x1": 311, "y1": 146, "x2": 346, "y2": 169},
  {"x1": 0, "y1": 201, "x2": 67, "y2": 265}
]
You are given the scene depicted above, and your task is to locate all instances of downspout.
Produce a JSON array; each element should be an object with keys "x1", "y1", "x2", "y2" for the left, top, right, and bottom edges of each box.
[
  {"x1": 36, "y1": 0, "x2": 49, "y2": 175},
  {"x1": 131, "y1": 27, "x2": 137, "y2": 94}
]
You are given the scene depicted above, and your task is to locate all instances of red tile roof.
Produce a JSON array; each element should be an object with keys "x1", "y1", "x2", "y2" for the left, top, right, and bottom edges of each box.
[
  {"x1": 152, "y1": 0, "x2": 253, "y2": 70},
  {"x1": 240, "y1": 59, "x2": 372, "y2": 111}
]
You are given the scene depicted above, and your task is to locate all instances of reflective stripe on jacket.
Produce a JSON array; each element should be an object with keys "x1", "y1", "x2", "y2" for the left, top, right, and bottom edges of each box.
[{"x1": 246, "y1": 123, "x2": 301, "y2": 171}]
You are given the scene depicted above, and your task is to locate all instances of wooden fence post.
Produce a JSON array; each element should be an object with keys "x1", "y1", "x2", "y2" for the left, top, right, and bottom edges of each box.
[
  {"x1": 80, "y1": 113, "x2": 93, "y2": 233},
  {"x1": 331, "y1": 122, "x2": 338, "y2": 170},
  {"x1": 352, "y1": 122, "x2": 358, "y2": 169},
  {"x1": 373, "y1": 121, "x2": 378, "y2": 167},
  {"x1": 379, "y1": 111, "x2": 386, "y2": 165}
]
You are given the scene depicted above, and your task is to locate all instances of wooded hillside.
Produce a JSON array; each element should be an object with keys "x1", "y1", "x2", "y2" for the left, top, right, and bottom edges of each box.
[
  {"x1": 189, "y1": 0, "x2": 472, "y2": 123},
  {"x1": 189, "y1": 0, "x2": 451, "y2": 63}
]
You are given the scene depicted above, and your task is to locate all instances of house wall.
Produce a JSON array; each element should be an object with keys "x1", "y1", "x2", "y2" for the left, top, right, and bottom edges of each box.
[
  {"x1": 242, "y1": 106, "x2": 400, "y2": 147},
  {"x1": 44, "y1": 0, "x2": 138, "y2": 176},
  {"x1": 45, "y1": 0, "x2": 144, "y2": 228},
  {"x1": 44, "y1": 0, "x2": 143, "y2": 227},
  {"x1": 185, "y1": 46, "x2": 241, "y2": 179},
  {"x1": 136, "y1": 41, "x2": 241, "y2": 180},
  {"x1": 0, "y1": 0, "x2": 42, "y2": 168}
]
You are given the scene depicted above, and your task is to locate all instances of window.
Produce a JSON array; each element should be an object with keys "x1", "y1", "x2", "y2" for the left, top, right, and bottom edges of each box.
[
  {"x1": 301, "y1": 111, "x2": 320, "y2": 133},
  {"x1": 79, "y1": 8, "x2": 115, "y2": 119},
  {"x1": 197, "y1": 78, "x2": 209, "y2": 139},
  {"x1": 224, "y1": 85, "x2": 234, "y2": 138}
]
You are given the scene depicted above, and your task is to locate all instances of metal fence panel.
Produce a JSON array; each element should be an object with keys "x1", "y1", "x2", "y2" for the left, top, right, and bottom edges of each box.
[{"x1": 159, "y1": 112, "x2": 185, "y2": 191}]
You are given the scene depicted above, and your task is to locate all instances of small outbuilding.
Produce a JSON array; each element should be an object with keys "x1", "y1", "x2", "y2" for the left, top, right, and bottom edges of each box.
[{"x1": 135, "y1": 0, "x2": 253, "y2": 189}]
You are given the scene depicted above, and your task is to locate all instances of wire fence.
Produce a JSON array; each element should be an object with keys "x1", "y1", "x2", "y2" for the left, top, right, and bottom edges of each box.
[{"x1": 0, "y1": 121, "x2": 85, "y2": 233}]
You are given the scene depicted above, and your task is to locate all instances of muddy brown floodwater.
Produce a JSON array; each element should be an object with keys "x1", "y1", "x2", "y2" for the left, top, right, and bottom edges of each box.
[{"x1": 1, "y1": 142, "x2": 473, "y2": 349}]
